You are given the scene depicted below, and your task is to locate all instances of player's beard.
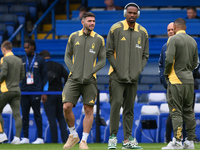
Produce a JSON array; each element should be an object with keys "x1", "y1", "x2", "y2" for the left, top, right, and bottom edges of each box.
[
  {"x1": 128, "y1": 17, "x2": 136, "y2": 24},
  {"x1": 85, "y1": 25, "x2": 94, "y2": 32}
]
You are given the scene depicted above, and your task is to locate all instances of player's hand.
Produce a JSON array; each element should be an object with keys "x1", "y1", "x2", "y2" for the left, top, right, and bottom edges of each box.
[{"x1": 41, "y1": 94, "x2": 47, "y2": 103}]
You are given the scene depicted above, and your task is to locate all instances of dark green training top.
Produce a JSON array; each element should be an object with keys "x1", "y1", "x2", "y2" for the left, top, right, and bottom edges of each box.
[
  {"x1": 165, "y1": 30, "x2": 198, "y2": 84},
  {"x1": 64, "y1": 30, "x2": 106, "y2": 84},
  {"x1": 0, "y1": 52, "x2": 25, "y2": 93},
  {"x1": 106, "y1": 19, "x2": 149, "y2": 83}
]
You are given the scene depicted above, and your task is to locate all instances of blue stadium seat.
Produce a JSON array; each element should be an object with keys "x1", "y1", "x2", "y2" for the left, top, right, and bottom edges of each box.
[
  {"x1": 2, "y1": 104, "x2": 13, "y2": 143},
  {"x1": 137, "y1": 84, "x2": 149, "y2": 103},
  {"x1": 0, "y1": 23, "x2": 7, "y2": 44},
  {"x1": 159, "y1": 103, "x2": 170, "y2": 143},
  {"x1": 35, "y1": 39, "x2": 67, "y2": 54},
  {"x1": 87, "y1": 0, "x2": 200, "y2": 7},
  {"x1": 56, "y1": 19, "x2": 200, "y2": 37},
  {"x1": 10, "y1": 4, "x2": 30, "y2": 25},
  {"x1": 28, "y1": 111, "x2": 37, "y2": 142},
  {"x1": 0, "y1": 0, "x2": 19, "y2": 6},
  {"x1": 97, "y1": 75, "x2": 109, "y2": 91},
  {"x1": 0, "y1": 14, "x2": 18, "y2": 37},
  {"x1": 134, "y1": 105, "x2": 160, "y2": 143},
  {"x1": 0, "y1": 5, "x2": 8, "y2": 14},
  {"x1": 20, "y1": 0, "x2": 39, "y2": 20},
  {"x1": 194, "y1": 103, "x2": 200, "y2": 140},
  {"x1": 140, "y1": 75, "x2": 161, "y2": 85}
]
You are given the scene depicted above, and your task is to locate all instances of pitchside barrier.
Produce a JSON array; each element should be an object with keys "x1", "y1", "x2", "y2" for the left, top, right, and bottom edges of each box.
[{"x1": 2, "y1": 90, "x2": 200, "y2": 143}]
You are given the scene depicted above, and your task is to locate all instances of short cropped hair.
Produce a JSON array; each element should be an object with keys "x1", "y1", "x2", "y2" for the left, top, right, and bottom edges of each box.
[
  {"x1": 187, "y1": 7, "x2": 197, "y2": 13},
  {"x1": 24, "y1": 39, "x2": 36, "y2": 51},
  {"x1": 174, "y1": 18, "x2": 186, "y2": 27},
  {"x1": 39, "y1": 50, "x2": 50, "y2": 58},
  {"x1": 82, "y1": 12, "x2": 95, "y2": 20},
  {"x1": 1, "y1": 41, "x2": 12, "y2": 50}
]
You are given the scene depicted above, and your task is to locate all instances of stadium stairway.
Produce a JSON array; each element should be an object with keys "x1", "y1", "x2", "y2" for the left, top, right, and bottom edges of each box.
[{"x1": 33, "y1": 3, "x2": 80, "y2": 40}]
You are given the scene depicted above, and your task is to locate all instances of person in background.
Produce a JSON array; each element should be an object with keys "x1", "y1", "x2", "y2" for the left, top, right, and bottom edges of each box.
[
  {"x1": 39, "y1": 50, "x2": 69, "y2": 143},
  {"x1": 62, "y1": 12, "x2": 106, "y2": 149},
  {"x1": 106, "y1": 2, "x2": 148, "y2": 149},
  {"x1": 0, "y1": 41, "x2": 24, "y2": 144},
  {"x1": 162, "y1": 18, "x2": 198, "y2": 150},
  {"x1": 72, "y1": 6, "x2": 88, "y2": 20},
  {"x1": 159, "y1": 22, "x2": 200, "y2": 144},
  {"x1": 104, "y1": 0, "x2": 123, "y2": 11},
  {"x1": 20, "y1": 39, "x2": 47, "y2": 144},
  {"x1": 186, "y1": 7, "x2": 200, "y2": 19},
  {"x1": 159, "y1": 22, "x2": 175, "y2": 143}
]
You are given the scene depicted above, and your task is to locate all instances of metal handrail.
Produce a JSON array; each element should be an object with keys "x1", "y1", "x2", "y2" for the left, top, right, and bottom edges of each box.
[{"x1": 8, "y1": 0, "x2": 59, "y2": 46}]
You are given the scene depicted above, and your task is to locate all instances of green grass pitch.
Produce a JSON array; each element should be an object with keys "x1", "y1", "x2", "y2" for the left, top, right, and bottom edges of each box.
[{"x1": 0, "y1": 143, "x2": 200, "y2": 150}]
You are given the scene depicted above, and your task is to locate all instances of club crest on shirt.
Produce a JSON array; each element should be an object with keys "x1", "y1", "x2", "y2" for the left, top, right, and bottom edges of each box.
[
  {"x1": 89, "y1": 43, "x2": 96, "y2": 54},
  {"x1": 34, "y1": 62, "x2": 38, "y2": 68},
  {"x1": 135, "y1": 37, "x2": 142, "y2": 49}
]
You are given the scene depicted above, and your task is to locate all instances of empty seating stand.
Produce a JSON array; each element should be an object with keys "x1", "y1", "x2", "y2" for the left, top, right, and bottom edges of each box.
[
  {"x1": 57, "y1": 19, "x2": 200, "y2": 37},
  {"x1": 0, "y1": 14, "x2": 18, "y2": 37},
  {"x1": 20, "y1": 0, "x2": 39, "y2": 20},
  {"x1": 0, "y1": 5, "x2": 8, "y2": 14},
  {"x1": 0, "y1": 23, "x2": 7, "y2": 44},
  {"x1": 87, "y1": 0, "x2": 200, "y2": 7},
  {"x1": 10, "y1": 4, "x2": 30, "y2": 25}
]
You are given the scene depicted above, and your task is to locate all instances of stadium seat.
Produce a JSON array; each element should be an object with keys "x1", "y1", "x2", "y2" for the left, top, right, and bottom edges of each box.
[
  {"x1": 194, "y1": 103, "x2": 200, "y2": 140},
  {"x1": 159, "y1": 103, "x2": 170, "y2": 143},
  {"x1": 148, "y1": 93, "x2": 167, "y2": 108},
  {"x1": 0, "y1": 0, "x2": 19, "y2": 6},
  {"x1": 20, "y1": 107, "x2": 46, "y2": 143},
  {"x1": 0, "y1": 5, "x2": 8, "y2": 14},
  {"x1": 0, "y1": 23, "x2": 7, "y2": 44},
  {"x1": 0, "y1": 14, "x2": 18, "y2": 37},
  {"x1": 10, "y1": 4, "x2": 30, "y2": 25},
  {"x1": 132, "y1": 103, "x2": 146, "y2": 135},
  {"x1": 140, "y1": 75, "x2": 161, "y2": 85},
  {"x1": 137, "y1": 84, "x2": 149, "y2": 103},
  {"x1": 134, "y1": 105, "x2": 160, "y2": 143},
  {"x1": 151, "y1": 84, "x2": 166, "y2": 91},
  {"x1": 2, "y1": 104, "x2": 13, "y2": 143},
  {"x1": 20, "y1": 0, "x2": 39, "y2": 20},
  {"x1": 28, "y1": 108, "x2": 37, "y2": 143},
  {"x1": 97, "y1": 75, "x2": 109, "y2": 91},
  {"x1": 87, "y1": 0, "x2": 200, "y2": 7}
]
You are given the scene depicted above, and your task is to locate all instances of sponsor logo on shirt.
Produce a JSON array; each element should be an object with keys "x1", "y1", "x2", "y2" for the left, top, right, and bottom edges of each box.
[
  {"x1": 136, "y1": 37, "x2": 142, "y2": 49},
  {"x1": 121, "y1": 37, "x2": 126, "y2": 41},
  {"x1": 89, "y1": 43, "x2": 96, "y2": 54},
  {"x1": 75, "y1": 41, "x2": 80, "y2": 45}
]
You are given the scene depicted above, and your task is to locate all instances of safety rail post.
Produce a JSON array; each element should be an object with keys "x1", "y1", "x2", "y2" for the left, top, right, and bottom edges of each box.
[
  {"x1": 52, "y1": 7, "x2": 55, "y2": 39},
  {"x1": 66, "y1": 0, "x2": 70, "y2": 20}
]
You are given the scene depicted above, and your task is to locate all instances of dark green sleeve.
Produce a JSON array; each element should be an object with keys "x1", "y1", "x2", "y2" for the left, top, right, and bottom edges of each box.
[
  {"x1": 142, "y1": 33, "x2": 149, "y2": 69},
  {"x1": 64, "y1": 37, "x2": 73, "y2": 72},
  {"x1": 192, "y1": 45, "x2": 199, "y2": 71},
  {"x1": 164, "y1": 37, "x2": 175, "y2": 76},
  {"x1": 106, "y1": 29, "x2": 117, "y2": 70},
  {"x1": 0, "y1": 58, "x2": 7, "y2": 83},
  {"x1": 92, "y1": 40, "x2": 106, "y2": 74}
]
